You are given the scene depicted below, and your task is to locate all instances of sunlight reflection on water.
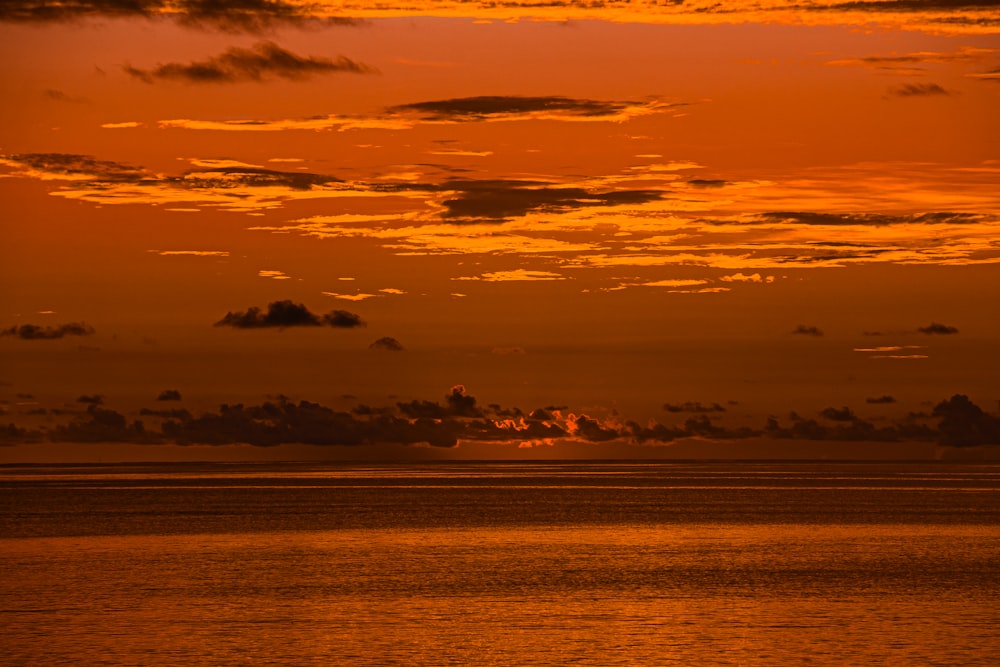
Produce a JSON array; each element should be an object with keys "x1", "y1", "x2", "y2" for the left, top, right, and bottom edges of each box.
[{"x1": 2, "y1": 462, "x2": 999, "y2": 665}]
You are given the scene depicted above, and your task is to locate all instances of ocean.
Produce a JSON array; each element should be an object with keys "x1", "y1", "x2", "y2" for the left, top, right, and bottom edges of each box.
[{"x1": 2, "y1": 461, "x2": 998, "y2": 665}]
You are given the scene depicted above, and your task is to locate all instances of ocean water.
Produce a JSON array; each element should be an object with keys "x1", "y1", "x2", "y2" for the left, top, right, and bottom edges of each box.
[{"x1": 2, "y1": 461, "x2": 998, "y2": 665}]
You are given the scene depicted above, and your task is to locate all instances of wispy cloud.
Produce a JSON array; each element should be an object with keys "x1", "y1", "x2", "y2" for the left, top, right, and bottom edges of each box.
[
  {"x1": 887, "y1": 82, "x2": 952, "y2": 97},
  {"x1": 125, "y1": 42, "x2": 377, "y2": 84}
]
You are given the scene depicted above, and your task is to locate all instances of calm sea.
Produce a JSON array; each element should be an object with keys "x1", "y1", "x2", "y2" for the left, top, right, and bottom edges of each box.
[{"x1": 2, "y1": 461, "x2": 999, "y2": 665}]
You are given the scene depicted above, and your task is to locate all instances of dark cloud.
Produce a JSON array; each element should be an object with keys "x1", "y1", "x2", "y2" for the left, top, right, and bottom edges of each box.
[
  {"x1": 1, "y1": 322, "x2": 96, "y2": 340},
  {"x1": 215, "y1": 300, "x2": 365, "y2": 329},
  {"x1": 0, "y1": 1, "x2": 363, "y2": 32},
  {"x1": 932, "y1": 394, "x2": 1000, "y2": 446},
  {"x1": 663, "y1": 401, "x2": 726, "y2": 413},
  {"x1": 389, "y1": 95, "x2": 641, "y2": 121},
  {"x1": 43, "y1": 88, "x2": 87, "y2": 103},
  {"x1": 866, "y1": 395, "x2": 897, "y2": 404},
  {"x1": 157, "y1": 389, "x2": 182, "y2": 401},
  {"x1": 1, "y1": 152, "x2": 343, "y2": 193},
  {"x1": 687, "y1": 179, "x2": 728, "y2": 188},
  {"x1": 76, "y1": 394, "x2": 104, "y2": 405},
  {"x1": 820, "y1": 406, "x2": 857, "y2": 422},
  {"x1": 4, "y1": 388, "x2": 999, "y2": 449},
  {"x1": 179, "y1": 165, "x2": 343, "y2": 190},
  {"x1": 430, "y1": 179, "x2": 663, "y2": 221},
  {"x1": 125, "y1": 41, "x2": 376, "y2": 84},
  {"x1": 810, "y1": 0, "x2": 1000, "y2": 13},
  {"x1": 917, "y1": 322, "x2": 959, "y2": 335},
  {"x1": 370, "y1": 337, "x2": 404, "y2": 351},
  {"x1": 139, "y1": 407, "x2": 193, "y2": 420},
  {"x1": 792, "y1": 325, "x2": 824, "y2": 337},
  {"x1": 757, "y1": 211, "x2": 989, "y2": 226},
  {"x1": 1, "y1": 153, "x2": 148, "y2": 181},
  {"x1": 888, "y1": 82, "x2": 952, "y2": 97},
  {"x1": 51, "y1": 405, "x2": 151, "y2": 443}
]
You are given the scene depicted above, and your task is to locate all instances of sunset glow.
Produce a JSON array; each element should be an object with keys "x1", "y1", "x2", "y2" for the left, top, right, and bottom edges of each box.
[{"x1": 1, "y1": 0, "x2": 998, "y2": 461}]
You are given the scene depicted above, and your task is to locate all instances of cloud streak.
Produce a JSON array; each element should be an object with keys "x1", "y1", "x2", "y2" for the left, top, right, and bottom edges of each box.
[
  {"x1": 125, "y1": 42, "x2": 377, "y2": 84},
  {"x1": 1, "y1": 323, "x2": 96, "y2": 340}
]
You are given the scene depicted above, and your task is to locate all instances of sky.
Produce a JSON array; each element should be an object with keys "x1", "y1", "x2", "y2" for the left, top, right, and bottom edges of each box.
[{"x1": 1, "y1": 0, "x2": 999, "y2": 462}]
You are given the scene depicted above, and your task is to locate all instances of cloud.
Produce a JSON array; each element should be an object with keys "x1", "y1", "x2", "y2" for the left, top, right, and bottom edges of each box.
[
  {"x1": 370, "y1": 337, "x2": 404, "y2": 351},
  {"x1": 1, "y1": 322, "x2": 95, "y2": 340},
  {"x1": 969, "y1": 67, "x2": 1000, "y2": 82},
  {"x1": 792, "y1": 325, "x2": 824, "y2": 336},
  {"x1": 1, "y1": 152, "x2": 348, "y2": 212},
  {"x1": 156, "y1": 250, "x2": 230, "y2": 257},
  {"x1": 455, "y1": 269, "x2": 567, "y2": 282},
  {"x1": 0, "y1": 152, "x2": 149, "y2": 181},
  {"x1": 663, "y1": 401, "x2": 726, "y2": 413},
  {"x1": 76, "y1": 394, "x2": 104, "y2": 405},
  {"x1": 933, "y1": 394, "x2": 1000, "y2": 447},
  {"x1": 431, "y1": 179, "x2": 664, "y2": 221},
  {"x1": 756, "y1": 211, "x2": 988, "y2": 226},
  {"x1": 158, "y1": 96, "x2": 676, "y2": 133},
  {"x1": 0, "y1": 1, "x2": 362, "y2": 32},
  {"x1": 917, "y1": 322, "x2": 959, "y2": 334},
  {"x1": 820, "y1": 406, "x2": 857, "y2": 422},
  {"x1": 215, "y1": 300, "x2": 365, "y2": 329},
  {"x1": 827, "y1": 46, "x2": 999, "y2": 72},
  {"x1": 887, "y1": 83, "x2": 952, "y2": 97},
  {"x1": 3, "y1": 1, "x2": 997, "y2": 36},
  {"x1": 125, "y1": 42, "x2": 376, "y2": 84},
  {"x1": 4, "y1": 386, "x2": 1000, "y2": 450},
  {"x1": 387, "y1": 95, "x2": 670, "y2": 122},
  {"x1": 866, "y1": 395, "x2": 897, "y2": 404},
  {"x1": 157, "y1": 389, "x2": 182, "y2": 401}
]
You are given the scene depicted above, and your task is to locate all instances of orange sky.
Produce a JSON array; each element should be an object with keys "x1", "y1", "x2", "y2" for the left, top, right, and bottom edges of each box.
[{"x1": 1, "y1": 1, "x2": 999, "y2": 461}]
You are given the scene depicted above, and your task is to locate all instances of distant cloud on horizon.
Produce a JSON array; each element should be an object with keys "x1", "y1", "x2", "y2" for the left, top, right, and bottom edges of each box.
[
  {"x1": 1, "y1": 322, "x2": 96, "y2": 340},
  {"x1": 215, "y1": 300, "x2": 365, "y2": 329}
]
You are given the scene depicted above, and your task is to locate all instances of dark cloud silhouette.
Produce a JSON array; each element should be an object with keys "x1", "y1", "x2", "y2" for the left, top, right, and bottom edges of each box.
[
  {"x1": 757, "y1": 211, "x2": 988, "y2": 226},
  {"x1": 370, "y1": 337, "x2": 404, "y2": 351},
  {"x1": 125, "y1": 42, "x2": 376, "y2": 84},
  {"x1": 888, "y1": 82, "x2": 952, "y2": 97},
  {"x1": 215, "y1": 300, "x2": 365, "y2": 329},
  {"x1": 663, "y1": 401, "x2": 726, "y2": 413},
  {"x1": 918, "y1": 322, "x2": 959, "y2": 335},
  {"x1": 139, "y1": 407, "x2": 193, "y2": 420},
  {"x1": 1, "y1": 322, "x2": 96, "y2": 340},
  {"x1": 820, "y1": 406, "x2": 857, "y2": 422},
  {"x1": 0, "y1": 1, "x2": 363, "y2": 32},
  {"x1": 4, "y1": 389, "x2": 998, "y2": 449},
  {"x1": 324, "y1": 310, "x2": 365, "y2": 328},
  {"x1": 688, "y1": 179, "x2": 728, "y2": 188},
  {"x1": 389, "y1": 95, "x2": 646, "y2": 120},
  {"x1": 792, "y1": 325, "x2": 824, "y2": 337},
  {"x1": 157, "y1": 389, "x2": 182, "y2": 401},
  {"x1": 51, "y1": 405, "x2": 150, "y2": 443},
  {"x1": 2, "y1": 153, "x2": 342, "y2": 191},
  {"x1": 1, "y1": 153, "x2": 148, "y2": 181},
  {"x1": 866, "y1": 395, "x2": 897, "y2": 404},
  {"x1": 43, "y1": 88, "x2": 87, "y2": 103},
  {"x1": 428, "y1": 179, "x2": 663, "y2": 221},
  {"x1": 803, "y1": 0, "x2": 1000, "y2": 12},
  {"x1": 76, "y1": 394, "x2": 104, "y2": 405},
  {"x1": 932, "y1": 394, "x2": 1000, "y2": 446},
  {"x1": 178, "y1": 165, "x2": 342, "y2": 190}
]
